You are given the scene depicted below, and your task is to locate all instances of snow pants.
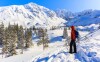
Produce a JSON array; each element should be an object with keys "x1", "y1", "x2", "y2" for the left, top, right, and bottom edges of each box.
[{"x1": 69, "y1": 40, "x2": 77, "y2": 53}]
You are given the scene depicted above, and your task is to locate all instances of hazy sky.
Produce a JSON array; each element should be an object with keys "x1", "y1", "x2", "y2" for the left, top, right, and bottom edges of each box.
[{"x1": 0, "y1": 0, "x2": 100, "y2": 12}]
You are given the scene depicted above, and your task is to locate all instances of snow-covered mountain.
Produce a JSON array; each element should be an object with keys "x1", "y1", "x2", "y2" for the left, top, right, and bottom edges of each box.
[
  {"x1": 64, "y1": 10, "x2": 100, "y2": 31},
  {"x1": 55, "y1": 9, "x2": 74, "y2": 20},
  {"x1": 70, "y1": 10, "x2": 100, "y2": 26},
  {"x1": 0, "y1": 2, "x2": 66, "y2": 28}
]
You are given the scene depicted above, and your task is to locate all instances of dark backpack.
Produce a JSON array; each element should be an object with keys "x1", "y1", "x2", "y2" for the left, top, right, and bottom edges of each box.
[{"x1": 75, "y1": 30, "x2": 79, "y2": 38}]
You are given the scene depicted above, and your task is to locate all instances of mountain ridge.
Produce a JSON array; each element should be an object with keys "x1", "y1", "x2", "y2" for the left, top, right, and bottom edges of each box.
[{"x1": 0, "y1": 2, "x2": 66, "y2": 28}]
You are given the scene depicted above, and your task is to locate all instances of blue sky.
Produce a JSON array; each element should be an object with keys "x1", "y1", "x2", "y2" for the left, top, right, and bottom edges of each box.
[{"x1": 0, "y1": 0, "x2": 100, "y2": 12}]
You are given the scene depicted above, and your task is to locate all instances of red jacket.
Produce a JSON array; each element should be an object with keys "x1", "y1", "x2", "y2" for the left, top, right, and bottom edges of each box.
[{"x1": 71, "y1": 26, "x2": 76, "y2": 40}]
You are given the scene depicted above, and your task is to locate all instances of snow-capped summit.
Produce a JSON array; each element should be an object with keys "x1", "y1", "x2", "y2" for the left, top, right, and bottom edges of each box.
[
  {"x1": 55, "y1": 9, "x2": 74, "y2": 20},
  {"x1": 0, "y1": 2, "x2": 66, "y2": 28}
]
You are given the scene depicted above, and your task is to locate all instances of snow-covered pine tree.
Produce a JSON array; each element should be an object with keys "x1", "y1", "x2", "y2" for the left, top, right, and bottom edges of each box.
[
  {"x1": 63, "y1": 27, "x2": 68, "y2": 39},
  {"x1": 63, "y1": 27, "x2": 70, "y2": 46},
  {"x1": 8, "y1": 25, "x2": 17, "y2": 56},
  {"x1": 43, "y1": 29, "x2": 49, "y2": 49},
  {"x1": 37, "y1": 28, "x2": 44, "y2": 38},
  {"x1": 2, "y1": 27, "x2": 9, "y2": 57},
  {"x1": 33, "y1": 26, "x2": 38, "y2": 36},
  {"x1": 37, "y1": 28, "x2": 44, "y2": 46},
  {"x1": 0, "y1": 22, "x2": 4, "y2": 45},
  {"x1": 17, "y1": 26, "x2": 25, "y2": 54},
  {"x1": 37, "y1": 28, "x2": 49, "y2": 50},
  {"x1": 14, "y1": 24, "x2": 19, "y2": 35},
  {"x1": 14, "y1": 24, "x2": 19, "y2": 48},
  {"x1": 25, "y1": 28, "x2": 32, "y2": 48}
]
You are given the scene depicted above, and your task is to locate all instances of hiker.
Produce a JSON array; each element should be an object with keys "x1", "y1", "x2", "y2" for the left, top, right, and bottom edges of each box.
[{"x1": 69, "y1": 26, "x2": 77, "y2": 53}]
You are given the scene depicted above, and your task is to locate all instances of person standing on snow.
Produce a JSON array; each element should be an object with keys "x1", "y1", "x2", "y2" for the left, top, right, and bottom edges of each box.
[{"x1": 69, "y1": 26, "x2": 77, "y2": 54}]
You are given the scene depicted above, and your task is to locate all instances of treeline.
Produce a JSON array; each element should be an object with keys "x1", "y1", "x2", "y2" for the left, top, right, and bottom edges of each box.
[{"x1": 0, "y1": 23, "x2": 32, "y2": 57}]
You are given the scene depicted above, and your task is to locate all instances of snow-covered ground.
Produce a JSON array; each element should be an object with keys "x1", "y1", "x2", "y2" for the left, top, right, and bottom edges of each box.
[
  {"x1": 0, "y1": 44, "x2": 43, "y2": 62},
  {"x1": 30, "y1": 29, "x2": 100, "y2": 62},
  {"x1": 0, "y1": 41, "x2": 66, "y2": 62},
  {"x1": 1, "y1": 27, "x2": 100, "y2": 62},
  {"x1": 1, "y1": 28, "x2": 100, "y2": 62}
]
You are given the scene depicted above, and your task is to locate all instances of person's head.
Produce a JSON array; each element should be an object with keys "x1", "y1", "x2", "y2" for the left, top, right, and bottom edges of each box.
[{"x1": 71, "y1": 26, "x2": 75, "y2": 30}]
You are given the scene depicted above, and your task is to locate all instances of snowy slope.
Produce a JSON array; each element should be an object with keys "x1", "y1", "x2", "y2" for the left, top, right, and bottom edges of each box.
[
  {"x1": 0, "y1": 2, "x2": 66, "y2": 28},
  {"x1": 30, "y1": 29, "x2": 100, "y2": 62}
]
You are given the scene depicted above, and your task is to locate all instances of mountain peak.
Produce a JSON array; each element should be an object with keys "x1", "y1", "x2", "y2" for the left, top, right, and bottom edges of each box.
[
  {"x1": 27, "y1": 2, "x2": 37, "y2": 6},
  {"x1": 0, "y1": 2, "x2": 66, "y2": 28}
]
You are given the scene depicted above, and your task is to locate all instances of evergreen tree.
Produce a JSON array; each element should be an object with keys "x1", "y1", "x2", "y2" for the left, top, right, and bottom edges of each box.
[
  {"x1": 25, "y1": 28, "x2": 32, "y2": 48},
  {"x1": 8, "y1": 25, "x2": 17, "y2": 56},
  {"x1": 2, "y1": 27, "x2": 9, "y2": 57},
  {"x1": 17, "y1": 26, "x2": 25, "y2": 54},
  {"x1": 2, "y1": 23, "x2": 33, "y2": 57},
  {"x1": 37, "y1": 29, "x2": 49, "y2": 50},
  {"x1": 0, "y1": 22, "x2": 4, "y2": 45},
  {"x1": 2, "y1": 24, "x2": 17, "y2": 56},
  {"x1": 63, "y1": 27, "x2": 68, "y2": 39}
]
